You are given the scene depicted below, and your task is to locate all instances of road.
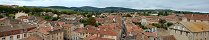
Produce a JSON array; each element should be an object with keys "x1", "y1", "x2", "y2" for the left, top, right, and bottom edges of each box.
[{"x1": 121, "y1": 17, "x2": 127, "y2": 40}]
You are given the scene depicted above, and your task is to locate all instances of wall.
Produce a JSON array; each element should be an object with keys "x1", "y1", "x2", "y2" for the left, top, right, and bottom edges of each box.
[{"x1": 0, "y1": 33, "x2": 29, "y2": 40}]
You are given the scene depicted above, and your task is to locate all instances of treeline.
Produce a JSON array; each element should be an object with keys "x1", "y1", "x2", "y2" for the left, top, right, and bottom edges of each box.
[
  {"x1": 63, "y1": 6, "x2": 138, "y2": 14},
  {"x1": 0, "y1": 5, "x2": 79, "y2": 16},
  {"x1": 174, "y1": 11, "x2": 208, "y2": 14},
  {"x1": 138, "y1": 9, "x2": 174, "y2": 16}
]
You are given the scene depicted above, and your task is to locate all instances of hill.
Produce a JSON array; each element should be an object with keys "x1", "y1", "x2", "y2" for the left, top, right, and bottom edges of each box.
[
  {"x1": 43, "y1": 6, "x2": 139, "y2": 13},
  {"x1": 12, "y1": 5, "x2": 209, "y2": 14}
]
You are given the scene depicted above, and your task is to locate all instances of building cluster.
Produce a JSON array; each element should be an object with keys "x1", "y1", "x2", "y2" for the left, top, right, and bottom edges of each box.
[
  {"x1": 169, "y1": 14, "x2": 209, "y2": 40},
  {"x1": 1, "y1": 12, "x2": 209, "y2": 40},
  {"x1": 0, "y1": 12, "x2": 83, "y2": 40}
]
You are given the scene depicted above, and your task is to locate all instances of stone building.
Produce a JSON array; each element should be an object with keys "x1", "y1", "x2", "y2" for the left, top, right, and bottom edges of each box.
[
  {"x1": 15, "y1": 12, "x2": 28, "y2": 19},
  {"x1": 0, "y1": 22, "x2": 36, "y2": 40},
  {"x1": 169, "y1": 21, "x2": 209, "y2": 40},
  {"x1": 37, "y1": 26, "x2": 64, "y2": 40}
]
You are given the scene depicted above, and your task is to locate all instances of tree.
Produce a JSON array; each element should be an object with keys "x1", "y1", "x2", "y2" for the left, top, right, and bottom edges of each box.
[
  {"x1": 80, "y1": 19, "x2": 87, "y2": 23},
  {"x1": 86, "y1": 14, "x2": 93, "y2": 18},
  {"x1": 95, "y1": 23, "x2": 101, "y2": 27},
  {"x1": 152, "y1": 23, "x2": 161, "y2": 28},
  {"x1": 159, "y1": 19, "x2": 166, "y2": 24},
  {"x1": 158, "y1": 19, "x2": 169, "y2": 30},
  {"x1": 44, "y1": 15, "x2": 53, "y2": 21},
  {"x1": 123, "y1": 14, "x2": 132, "y2": 17},
  {"x1": 52, "y1": 17, "x2": 60, "y2": 21},
  {"x1": 80, "y1": 17, "x2": 96, "y2": 27},
  {"x1": 0, "y1": 15, "x2": 3, "y2": 18},
  {"x1": 167, "y1": 22, "x2": 173, "y2": 27},
  {"x1": 8, "y1": 14, "x2": 15, "y2": 17},
  {"x1": 86, "y1": 17, "x2": 96, "y2": 26}
]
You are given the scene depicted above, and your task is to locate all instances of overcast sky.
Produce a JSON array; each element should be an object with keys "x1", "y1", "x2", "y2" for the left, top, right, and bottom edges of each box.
[{"x1": 0, "y1": 0, "x2": 209, "y2": 13}]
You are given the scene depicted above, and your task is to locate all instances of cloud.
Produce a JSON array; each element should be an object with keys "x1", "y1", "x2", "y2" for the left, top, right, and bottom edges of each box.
[{"x1": 0, "y1": 0, "x2": 209, "y2": 12}]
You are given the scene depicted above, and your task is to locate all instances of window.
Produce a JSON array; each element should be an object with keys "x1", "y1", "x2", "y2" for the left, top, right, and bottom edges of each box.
[
  {"x1": 2, "y1": 37, "x2": 5, "y2": 40},
  {"x1": 24, "y1": 34, "x2": 27, "y2": 37},
  {"x1": 186, "y1": 32, "x2": 188, "y2": 36},
  {"x1": 182, "y1": 28, "x2": 184, "y2": 30},
  {"x1": 17, "y1": 35, "x2": 20, "y2": 39},
  {"x1": 60, "y1": 36, "x2": 62, "y2": 40},
  {"x1": 57, "y1": 37, "x2": 58, "y2": 40},
  {"x1": 10, "y1": 36, "x2": 13, "y2": 40},
  {"x1": 175, "y1": 30, "x2": 176, "y2": 33},
  {"x1": 196, "y1": 33, "x2": 198, "y2": 37}
]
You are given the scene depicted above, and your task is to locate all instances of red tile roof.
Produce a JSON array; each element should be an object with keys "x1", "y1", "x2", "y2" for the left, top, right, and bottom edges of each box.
[
  {"x1": 87, "y1": 28, "x2": 97, "y2": 34},
  {"x1": 57, "y1": 22, "x2": 65, "y2": 26},
  {"x1": 38, "y1": 27, "x2": 51, "y2": 34},
  {"x1": 75, "y1": 27, "x2": 119, "y2": 36},
  {"x1": 84, "y1": 35, "x2": 114, "y2": 40},
  {"x1": 132, "y1": 18, "x2": 140, "y2": 22},
  {"x1": 21, "y1": 34, "x2": 43, "y2": 40},
  {"x1": 160, "y1": 35, "x2": 176, "y2": 40},
  {"x1": 96, "y1": 18, "x2": 105, "y2": 22},
  {"x1": 63, "y1": 24, "x2": 72, "y2": 28},
  {"x1": 184, "y1": 14, "x2": 209, "y2": 21},
  {"x1": 91, "y1": 37, "x2": 114, "y2": 40},
  {"x1": 38, "y1": 26, "x2": 62, "y2": 34},
  {"x1": 98, "y1": 23, "x2": 121, "y2": 30},
  {"x1": 98, "y1": 30, "x2": 118, "y2": 36},
  {"x1": 0, "y1": 25, "x2": 36, "y2": 37},
  {"x1": 144, "y1": 32, "x2": 157, "y2": 37},
  {"x1": 74, "y1": 28, "x2": 85, "y2": 33},
  {"x1": 0, "y1": 18, "x2": 6, "y2": 21}
]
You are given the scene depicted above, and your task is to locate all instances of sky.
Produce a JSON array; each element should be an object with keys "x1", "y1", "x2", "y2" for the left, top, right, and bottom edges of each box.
[{"x1": 0, "y1": 0, "x2": 209, "y2": 13}]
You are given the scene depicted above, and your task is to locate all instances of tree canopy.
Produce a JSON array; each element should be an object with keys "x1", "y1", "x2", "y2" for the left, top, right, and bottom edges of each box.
[
  {"x1": 0, "y1": 6, "x2": 79, "y2": 16},
  {"x1": 0, "y1": 15, "x2": 3, "y2": 18}
]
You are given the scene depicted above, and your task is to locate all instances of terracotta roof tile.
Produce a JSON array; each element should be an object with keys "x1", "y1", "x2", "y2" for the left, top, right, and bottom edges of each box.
[
  {"x1": 180, "y1": 22, "x2": 209, "y2": 32},
  {"x1": 184, "y1": 14, "x2": 209, "y2": 21},
  {"x1": 144, "y1": 32, "x2": 157, "y2": 37},
  {"x1": 74, "y1": 28, "x2": 85, "y2": 33},
  {"x1": 160, "y1": 35, "x2": 176, "y2": 40},
  {"x1": 38, "y1": 26, "x2": 61, "y2": 34},
  {"x1": 21, "y1": 34, "x2": 43, "y2": 40},
  {"x1": 98, "y1": 30, "x2": 118, "y2": 36},
  {"x1": 132, "y1": 18, "x2": 140, "y2": 22},
  {"x1": 84, "y1": 35, "x2": 114, "y2": 40},
  {"x1": 57, "y1": 22, "x2": 65, "y2": 26}
]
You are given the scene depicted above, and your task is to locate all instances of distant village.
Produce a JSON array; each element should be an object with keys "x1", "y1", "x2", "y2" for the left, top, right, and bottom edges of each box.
[{"x1": 1, "y1": 5, "x2": 209, "y2": 40}]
